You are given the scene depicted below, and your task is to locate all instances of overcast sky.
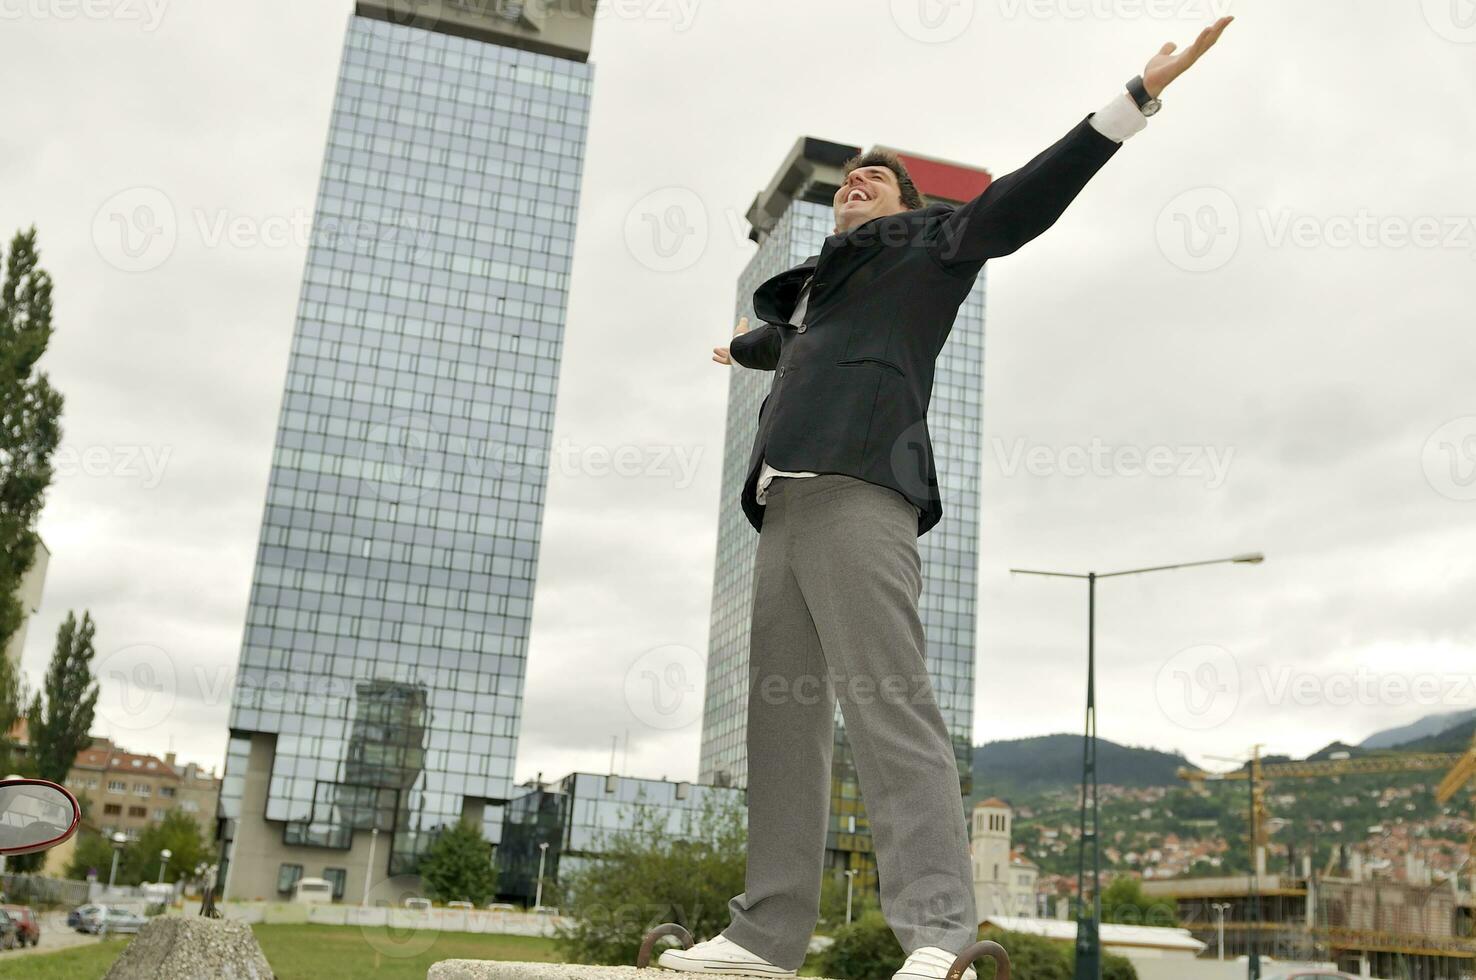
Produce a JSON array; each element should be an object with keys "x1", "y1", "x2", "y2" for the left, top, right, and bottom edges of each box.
[{"x1": 3, "y1": 0, "x2": 1474, "y2": 787}]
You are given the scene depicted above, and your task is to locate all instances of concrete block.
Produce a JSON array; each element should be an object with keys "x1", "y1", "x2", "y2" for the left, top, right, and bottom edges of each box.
[{"x1": 102, "y1": 916, "x2": 274, "y2": 980}]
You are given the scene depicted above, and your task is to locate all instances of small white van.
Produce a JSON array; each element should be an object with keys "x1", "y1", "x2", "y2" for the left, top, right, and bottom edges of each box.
[{"x1": 293, "y1": 877, "x2": 334, "y2": 904}]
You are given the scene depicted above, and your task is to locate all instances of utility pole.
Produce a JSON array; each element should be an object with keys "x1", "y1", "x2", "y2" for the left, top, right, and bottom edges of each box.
[{"x1": 1010, "y1": 552, "x2": 1264, "y2": 980}]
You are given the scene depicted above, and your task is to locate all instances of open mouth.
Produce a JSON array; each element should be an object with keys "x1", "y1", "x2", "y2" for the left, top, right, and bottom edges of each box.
[{"x1": 844, "y1": 186, "x2": 872, "y2": 205}]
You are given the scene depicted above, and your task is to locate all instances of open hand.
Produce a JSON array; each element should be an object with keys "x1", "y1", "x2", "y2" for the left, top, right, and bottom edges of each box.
[
  {"x1": 712, "y1": 316, "x2": 749, "y2": 366},
  {"x1": 1144, "y1": 16, "x2": 1234, "y2": 97}
]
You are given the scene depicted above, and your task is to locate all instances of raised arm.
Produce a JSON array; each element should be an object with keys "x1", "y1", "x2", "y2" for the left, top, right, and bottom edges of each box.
[{"x1": 929, "y1": 16, "x2": 1234, "y2": 274}]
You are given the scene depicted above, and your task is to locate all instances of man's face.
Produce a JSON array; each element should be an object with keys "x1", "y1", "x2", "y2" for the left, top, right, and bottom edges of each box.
[{"x1": 833, "y1": 165, "x2": 907, "y2": 234}]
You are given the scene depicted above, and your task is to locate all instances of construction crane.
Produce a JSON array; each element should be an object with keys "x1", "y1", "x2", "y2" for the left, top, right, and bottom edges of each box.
[{"x1": 1178, "y1": 735, "x2": 1476, "y2": 852}]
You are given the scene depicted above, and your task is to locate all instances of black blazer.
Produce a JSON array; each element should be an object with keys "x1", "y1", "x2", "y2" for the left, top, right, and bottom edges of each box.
[{"x1": 730, "y1": 113, "x2": 1124, "y2": 537}]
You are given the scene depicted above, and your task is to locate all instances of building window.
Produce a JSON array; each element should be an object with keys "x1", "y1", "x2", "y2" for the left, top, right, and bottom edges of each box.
[
  {"x1": 133, "y1": 784, "x2": 152, "y2": 797},
  {"x1": 107, "y1": 780, "x2": 126, "y2": 793},
  {"x1": 322, "y1": 867, "x2": 348, "y2": 901},
  {"x1": 128, "y1": 806, "x2": 147, "y2": 818},
  {"x1": 153, "y1": 809, "x2": 166, "y2": 820},
  {"x1": 277, "y1": 864, "x2": 304, "y2": 895},
  {"x1": 104, "y1": 804, "x2": 122, "y2": 816},
  {"x1": 181, "y1": 800, "x2": 200, "y2": 812},
  {"x1": 159, "y1": 786, "x2": 177, "y2": 798}
]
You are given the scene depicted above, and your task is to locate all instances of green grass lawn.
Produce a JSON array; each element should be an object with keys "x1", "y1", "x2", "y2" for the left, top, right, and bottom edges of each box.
[{"x1": 0, "y1": 924, "x2": 563, "y2": 980}]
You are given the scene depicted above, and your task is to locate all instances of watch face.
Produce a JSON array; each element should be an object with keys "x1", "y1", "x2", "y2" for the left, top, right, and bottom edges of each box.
[{"x1": 1143, "y1": 99, "x2": 1162, "y2": 117}]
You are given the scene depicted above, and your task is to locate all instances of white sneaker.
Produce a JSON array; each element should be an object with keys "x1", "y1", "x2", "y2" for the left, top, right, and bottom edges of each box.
[
  {"x1": 656, "y1": 933, "x2": 797, "y2": 976},
  {"x1": 892, "y1": 946, "x2": 977, "y2": 980}
]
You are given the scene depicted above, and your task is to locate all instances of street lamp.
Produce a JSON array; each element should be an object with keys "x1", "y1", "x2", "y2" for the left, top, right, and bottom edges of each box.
[
  {"x1": 844, "y1": 869, "x2": 858, "y2": 924},
  {"x1": 158, "y1": 847, "x2": 173, "y2": 884},
  {"x1": 534, "y1": 841, "x2": 550, "y2": 909},
  {"x1": 108, "y1": 832, "x2": 128, "y2": 891},
  {"x1": 362, "y1": 827, "x2": 379, "y2": 908},
  {"x1": 1211, "y1": 902, "x2": 1230, "y2": 960},
  {"x1": 1010, "y1": 552, "x2": 1264, "y2": 980}
]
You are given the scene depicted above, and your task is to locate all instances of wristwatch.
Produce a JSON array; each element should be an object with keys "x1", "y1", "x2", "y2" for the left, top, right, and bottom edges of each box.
[{"x1": 1126, "y1": 75, "x2": 1162, "y2": 117}]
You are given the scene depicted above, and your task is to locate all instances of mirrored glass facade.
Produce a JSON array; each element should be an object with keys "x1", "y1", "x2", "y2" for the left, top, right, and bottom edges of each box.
[
  {"x1": 497, "y1": 772, "x2": 747, "y2": 903},
  {"x1": 699, "y1": 198, "x2": 984, "y2": 889},
  {"x1": 218, "y1": 12, "x2": 592, "y2": 888}
]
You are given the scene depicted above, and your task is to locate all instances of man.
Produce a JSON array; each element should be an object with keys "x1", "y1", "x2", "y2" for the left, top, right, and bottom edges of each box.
[{"x1": 663, "y1": 19, "x2": 1234, "y2": 980}]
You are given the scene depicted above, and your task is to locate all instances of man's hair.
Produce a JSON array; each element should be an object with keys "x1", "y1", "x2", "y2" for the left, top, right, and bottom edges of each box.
[{"x1": 841, "y1": 148, "x2": 925, "y2": 211}]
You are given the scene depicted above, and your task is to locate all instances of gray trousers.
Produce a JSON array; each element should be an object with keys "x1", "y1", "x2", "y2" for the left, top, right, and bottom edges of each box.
[{"x1": 721, "y1": 474, "x2": 976, "y2": 970}]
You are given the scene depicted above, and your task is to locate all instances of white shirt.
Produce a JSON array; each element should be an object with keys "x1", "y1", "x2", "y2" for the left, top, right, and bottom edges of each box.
[{"x1": 752, "y1": 92, "x2": 1149, "y2": 506}]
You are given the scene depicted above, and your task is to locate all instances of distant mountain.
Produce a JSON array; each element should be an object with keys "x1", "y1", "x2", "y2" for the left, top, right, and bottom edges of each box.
[
  {"x1": 1390, "y1": 717, "x2": 1476, "y2": 754},
  {"x1": 1361, "y1": 709, "x2": 1476, "y2": 749},
  {"x1": 971, "y1": 734, "x2": 1191, "y2": 801}
]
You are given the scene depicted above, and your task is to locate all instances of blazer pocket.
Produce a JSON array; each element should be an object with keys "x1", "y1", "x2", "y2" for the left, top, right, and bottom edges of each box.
[{"x1": 836, "y1": 356, "x2": 904, "y2": 377}]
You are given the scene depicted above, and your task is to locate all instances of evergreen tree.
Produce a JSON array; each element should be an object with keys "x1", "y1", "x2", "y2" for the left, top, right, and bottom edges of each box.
[
  {"x1": 26, "y1": 610, "x2": 99, "y2": 781},
  {"x1": 0, "y1": 228, "x2": 64, "y2": 657}
]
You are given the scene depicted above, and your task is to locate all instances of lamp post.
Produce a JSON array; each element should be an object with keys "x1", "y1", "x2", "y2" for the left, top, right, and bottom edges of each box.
[
  {"x1": 158, "y1": 847, "x2": 173, "y2": 884},
  {"x1": 844, "y1": 869, "x2": 858, "y2": 924},
  {"x1": 1211, "y1": 902, "x2": 1230, "y2": 960},
  {"x1": 107, "y1": 832, "x2": 128, "y2": 891},
  {"x1": 362, "y1": 827, "x2": 379, "y2": 907},
  {"x1": 534, "y1": 841, "x2": 549, "y2": 909},
  {"x1": 1010, "y1": 552, "x2": 1264, "y2": 980}
]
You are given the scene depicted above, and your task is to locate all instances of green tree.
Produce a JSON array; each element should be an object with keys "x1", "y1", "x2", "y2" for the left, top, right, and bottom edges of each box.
[
  {"x1": 814, "y1": 910, "x2": 905, "y2": 980},
  {"x1": 0, "y1": 228, "x2": 64, "y2": 657},
  {"x1": 120, "y1": 811, "x2": 209, "y2": 885},
  {"x1": 26, "y1": 610, "x2": 99, "y2": 781},
  {"x1": 555, "y1": 789, "x2": 746, "y2": 966},
  {"x1": 1101, "y1": 875, "x2": 1178, "y2": 928},
  {"x1": 818, "y1": 868, "x2": 881, "y2": 935},
  {"x1": 420, "y1": 819, "x2": 498, "y2": 906},
  {"x1": 64, "y1": 829, "x2": 116, "y2": 881},
  {"x1": 0, "y1": 650, "x2": 27, "y2": 775}
]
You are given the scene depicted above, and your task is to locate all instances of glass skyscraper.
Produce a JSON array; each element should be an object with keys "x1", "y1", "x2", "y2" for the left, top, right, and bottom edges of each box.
[
  {"x1": 216, "y1": 2, "x2": 596, "y2": 903},
  {"x1": 699, "y1": 138, "x2": 989, "y2": 891}
]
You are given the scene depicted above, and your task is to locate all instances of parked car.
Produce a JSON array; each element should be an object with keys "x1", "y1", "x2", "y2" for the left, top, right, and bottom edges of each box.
[
  {"x1": 0, "y1": 910, "x2": 17, "y2": 950},
  {"x1": 446, "y1": 901, "x2": 474, "y2": 911},
  {"x1": 403, "y1": 897, "x2": 432, "y2": 911},
  {"x1": 68, "y1": 902, "x2": 103, "y2": 930},
  {"x1": 82, "y1": 907, "x2": 146, "y2": 935},
  {"x1": 0, "y1": 906, "x2": 38, "y2": 947},
  {"x1": 292, "y1": 877, "x2": 333, "y2": 904},
  {"x1": 486, "y1": 903, "x2": 515, "y2": 912}
]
